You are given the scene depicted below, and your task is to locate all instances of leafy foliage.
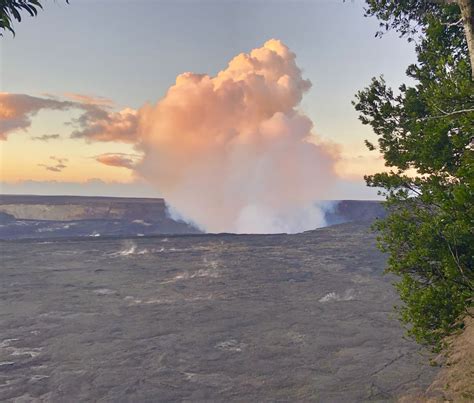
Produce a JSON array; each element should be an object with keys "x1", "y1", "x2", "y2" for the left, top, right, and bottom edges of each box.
[
  {"x1": 355, "y1": 2, "x2": 473, "y2": 347},
  {"x1": 0, "y1": 0, "x2": 68, "y2": 35},
  {"x1": 364, "y1": 0, "x2": 462, "y2": 41}
]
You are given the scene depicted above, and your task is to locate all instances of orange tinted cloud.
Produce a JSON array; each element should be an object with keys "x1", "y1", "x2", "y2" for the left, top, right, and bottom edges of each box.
[
  {"x1": 0, "y1": 92, "x2": 136, "y2": 143},
  {"x1": 63, "y1": 93, "x2": 114, "y2": 107},
  {"x1": 71, "y1": 107, "x2": 138, "y2": 143},
  {"x1": 0, "y1": 93, "x2": 73, "y2": 140},
  {"x1": 95, "y1": 153, "x2": 138, "y2": 169}
]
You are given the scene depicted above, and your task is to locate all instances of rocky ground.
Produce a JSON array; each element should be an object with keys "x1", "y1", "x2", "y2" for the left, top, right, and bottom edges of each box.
[
  {"x1": 0, "y1": 222, "x2": 437, "y2": 402},
  {"x1": 400, "y1": 311, "x2": 474, "y2": 403}
]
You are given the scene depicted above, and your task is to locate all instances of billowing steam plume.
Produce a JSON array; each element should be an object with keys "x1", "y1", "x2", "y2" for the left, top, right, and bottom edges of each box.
[
  {"x1": 1, "y1": 40, "x2": 339, "y2": 233},
  {"x1": 134, "y1": 40, "x2": 338, "y2": 233}
]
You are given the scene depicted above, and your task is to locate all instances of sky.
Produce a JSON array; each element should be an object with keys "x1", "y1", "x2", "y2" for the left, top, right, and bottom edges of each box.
[{"x1": 0, "y1": 0, "x2": 417, "y2": 201}]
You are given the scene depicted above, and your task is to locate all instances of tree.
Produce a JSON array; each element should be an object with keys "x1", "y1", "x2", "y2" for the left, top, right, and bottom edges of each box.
[
  {"x1": 364, "y1": 0, "x2": 474, "y2": 80},
  {"x1": 355, "y1": 1, "x2": 473, "y2": 347},
  {"x1": 0, "y1": 0, "x2": 68, "y2": 35}
]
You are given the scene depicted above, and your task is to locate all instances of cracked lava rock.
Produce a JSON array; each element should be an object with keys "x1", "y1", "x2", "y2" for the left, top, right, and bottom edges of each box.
[{"x1": 0, "y1": 222, "x2": 437, "y2": 402}]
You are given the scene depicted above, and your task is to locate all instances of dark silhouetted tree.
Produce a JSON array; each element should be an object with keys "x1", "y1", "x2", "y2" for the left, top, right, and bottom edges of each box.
[{"x1": 1, "y1": 0, "x2": 69, "y2": 35}]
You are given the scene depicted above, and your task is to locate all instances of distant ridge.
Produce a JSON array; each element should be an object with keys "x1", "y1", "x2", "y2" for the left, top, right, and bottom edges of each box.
[
  {"x1": 0, "y1": 195, "x2": 386, "y2": 240},
  {"x1": 0, "y1": 194, "x2": 200, "y2": 239},
  {"x1": 0, "y1": 194, "x2": 168, "y2": 221},
  {"x1": 0, "y1": 194, "x2": 165, "y2": 205},
  {"x1": 324, "y1": 200, "x2": 386, "y2": 225}
]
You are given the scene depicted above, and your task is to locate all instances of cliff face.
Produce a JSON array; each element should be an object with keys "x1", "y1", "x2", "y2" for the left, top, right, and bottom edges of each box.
[
  {"x1": 0, "y1": 195, "x2": 168, "y2": 221},
  {"x1": 0, "y1": 195, "x2": 201, "y2": 239},
  {"x1": 324, "y1": 200, "x2": 386, "y2": 225},
  {"x1": 425, "y1": 313, "x2": 474, "y2": 401},
  {"x1": 398, "y1": 312, "x2": 474, "y2": 402},
  {"x1": 0, "y1": 195, "x2": 386, "y2": 239}
]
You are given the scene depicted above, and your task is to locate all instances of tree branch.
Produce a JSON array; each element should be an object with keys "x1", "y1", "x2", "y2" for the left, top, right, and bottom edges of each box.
[{"x1": 418, "y1": 107, "x2": 474, "y2": 121}]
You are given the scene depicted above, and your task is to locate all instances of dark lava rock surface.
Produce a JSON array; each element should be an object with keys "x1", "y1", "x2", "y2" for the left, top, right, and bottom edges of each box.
[{"x1": 0, "y1": 222, "x2": 436, "y2": 402}]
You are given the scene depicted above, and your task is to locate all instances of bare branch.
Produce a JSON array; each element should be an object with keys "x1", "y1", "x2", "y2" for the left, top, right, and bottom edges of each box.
[
  {"x1": 417, "y1": 107, "x2": 474, "y2": 121},
  {"x1": 441, "y1": 18, "x2": 463, "y2": 27}
]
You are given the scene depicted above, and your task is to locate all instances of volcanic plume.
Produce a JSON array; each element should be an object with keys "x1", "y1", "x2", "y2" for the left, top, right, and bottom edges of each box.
[
  {"x1": 1, "y1": 40, "x2": 339, "y2": 233},
  {"x1": 132, "y1": 39, "x2": 338, "y2": 233}
]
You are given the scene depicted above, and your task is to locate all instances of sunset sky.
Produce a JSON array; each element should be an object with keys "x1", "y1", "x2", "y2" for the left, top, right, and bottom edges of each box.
[{"x1": 0, "y1": 0, "x2": 416, "y2": 199}]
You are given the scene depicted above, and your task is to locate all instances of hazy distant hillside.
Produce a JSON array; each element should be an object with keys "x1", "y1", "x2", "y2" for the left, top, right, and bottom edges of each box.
[
  {"x1": 0, "y1": 195, "x2": 386, "y2": 240},
  {"x1": 324, "y1": 200, "x2": 386, "y2": 225}
]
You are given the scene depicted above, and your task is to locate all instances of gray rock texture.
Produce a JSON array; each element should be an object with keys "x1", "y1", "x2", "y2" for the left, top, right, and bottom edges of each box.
[{"x1": 0, "y1": 222, "x2": 436, "y2": 402}]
